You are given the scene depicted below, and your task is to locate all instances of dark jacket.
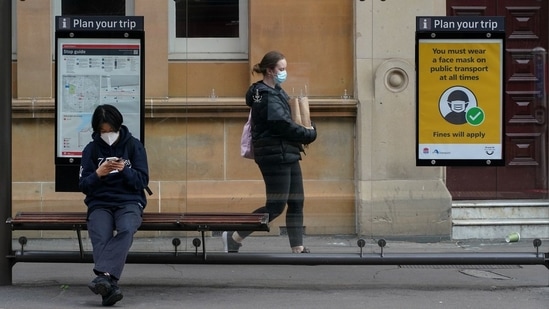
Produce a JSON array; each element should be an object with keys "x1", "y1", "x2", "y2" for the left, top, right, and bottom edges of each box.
[
  {"x1": 245, "y1": 81, "x2": 317, "y2": 165},
  {"x1": 79, "y1": 125, "x2": 149, "y2": 214}
]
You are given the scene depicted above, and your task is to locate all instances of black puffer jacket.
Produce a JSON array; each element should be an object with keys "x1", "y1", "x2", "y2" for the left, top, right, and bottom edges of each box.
[{"x1": 245, "y1": 81, "x2": 317, "y2": 165}]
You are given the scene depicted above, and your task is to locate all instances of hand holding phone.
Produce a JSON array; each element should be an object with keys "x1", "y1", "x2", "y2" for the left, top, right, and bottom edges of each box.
[
  {"x1": 97, "y1": 157, "x2": 122, "y2": 176},
  {"x1": 104, "y1": 157, "x2": 124, "y2": 174}
]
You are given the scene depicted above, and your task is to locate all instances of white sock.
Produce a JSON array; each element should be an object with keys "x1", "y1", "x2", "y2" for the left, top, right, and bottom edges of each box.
[{"x1": 232, "y1": 231, "x2": 243, "y2": 243}]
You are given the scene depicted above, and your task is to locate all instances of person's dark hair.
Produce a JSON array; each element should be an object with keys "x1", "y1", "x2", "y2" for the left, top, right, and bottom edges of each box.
[
  {"x1": 91, "y1": 104, "x2": 123, "y2": 132},
  {"x1": 448, "y1": 90, "x2": 469, "y2": 102},
  {"x1": 252, "y1": 50, "x2": 285, "y2": 76}
]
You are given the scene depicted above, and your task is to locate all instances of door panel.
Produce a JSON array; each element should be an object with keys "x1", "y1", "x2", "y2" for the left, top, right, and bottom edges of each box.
[
  {"x1": 447, "y1": 0, "x2": 496, "y2": 16},
  {"x1": 446, "y1": 0, "x2": 548, "y2": 199}
]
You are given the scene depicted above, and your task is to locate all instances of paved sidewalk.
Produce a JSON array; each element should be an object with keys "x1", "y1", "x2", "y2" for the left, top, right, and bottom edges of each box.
[{"x1": 1, "y1": 236, "x2": 549, "y2": 309}]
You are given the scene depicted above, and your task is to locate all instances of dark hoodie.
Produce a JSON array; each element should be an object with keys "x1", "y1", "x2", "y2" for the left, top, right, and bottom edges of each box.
[
  {"x1": 79, "y1": 125, "x2": 149, "y2": 215},
  {"x1": 245, "y1": 81, "x2": 317, "y2": 165}
]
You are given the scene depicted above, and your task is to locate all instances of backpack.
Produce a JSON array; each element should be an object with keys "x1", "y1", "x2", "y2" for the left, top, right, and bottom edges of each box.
[{"x1": 91, "y1": 138, "x2": 153, "y2": 195}]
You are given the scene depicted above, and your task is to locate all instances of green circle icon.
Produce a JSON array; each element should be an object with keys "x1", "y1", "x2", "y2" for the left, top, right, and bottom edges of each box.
[{"x1": 466, "y1": 107, "x2": 485, "y2": 126}]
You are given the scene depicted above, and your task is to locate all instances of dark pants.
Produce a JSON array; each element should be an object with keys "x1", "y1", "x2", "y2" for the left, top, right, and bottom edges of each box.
[
  {"x1": 87, "y1": 203, "x2": 143, "y2": 280},
  {"x1": 239, "y1": 161, "x2": 305, "y2": 247}
]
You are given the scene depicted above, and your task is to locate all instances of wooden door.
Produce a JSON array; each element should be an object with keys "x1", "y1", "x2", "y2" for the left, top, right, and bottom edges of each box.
[{"x1": 446, "y1": 0, "x2": 549, "y2": 199}]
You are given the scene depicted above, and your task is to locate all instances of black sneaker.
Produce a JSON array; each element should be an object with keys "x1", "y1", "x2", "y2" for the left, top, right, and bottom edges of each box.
[
  {"x1": 101, "y1": 285, "x2": 123, "y2": 306},
  {"x1": 88, "y1": 274, "x2": 112, "y2": 296},
  {"x1": 222, "y1": 231, "x2": 242, "y2": 253}
]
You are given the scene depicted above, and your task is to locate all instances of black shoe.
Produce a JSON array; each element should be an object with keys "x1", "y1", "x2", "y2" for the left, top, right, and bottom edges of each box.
[
  {"x1": 88, "y1": 274, "x2": 112, "y2": 296},
  {"x1": 222, "y1": 231, "x2": 242, "y2": 253},
  {"x1": 102, "y1": 286, "x2": 123, "y2": 306}
]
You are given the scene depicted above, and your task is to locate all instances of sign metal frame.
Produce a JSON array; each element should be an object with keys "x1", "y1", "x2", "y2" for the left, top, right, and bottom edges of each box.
[
  {"x1": 54, "y1": 16, "x2": 145, "y2": 191},
  {"x1": 415, "y1": 16, "x2": 505, "y2": 167}
]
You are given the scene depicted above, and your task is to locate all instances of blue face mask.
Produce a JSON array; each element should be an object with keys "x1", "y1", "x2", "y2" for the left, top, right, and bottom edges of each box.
[{"x1": 275, "y1": 70, "x2": 287, "y2": 84}]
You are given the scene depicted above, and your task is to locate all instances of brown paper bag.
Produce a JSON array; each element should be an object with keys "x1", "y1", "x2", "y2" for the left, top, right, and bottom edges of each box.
[
  {"x1": 290, "y1": 97, "x2": 303, "y2": 126},
  {"x1": 298, "y1": 96, "x2": 311, "y2": 127}
]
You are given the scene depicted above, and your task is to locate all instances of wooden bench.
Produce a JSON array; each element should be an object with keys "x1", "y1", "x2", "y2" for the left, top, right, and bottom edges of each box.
[
  {"x1": 7, "y1": 211, "x2": 269, "y2": 260},
  {"x1": 5, "y1": 213, "x2": 549, "y2": 273}
]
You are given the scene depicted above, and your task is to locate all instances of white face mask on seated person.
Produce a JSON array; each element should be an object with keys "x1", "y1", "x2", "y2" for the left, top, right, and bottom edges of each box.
[{"x1": 101, "y1": 131, "x2": 119, "y2": 146}]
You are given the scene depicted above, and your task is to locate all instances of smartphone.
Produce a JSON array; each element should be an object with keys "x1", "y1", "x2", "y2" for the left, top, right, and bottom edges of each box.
[{"x1": 106, "y1": 157, "x2": 120, "y2": 162}]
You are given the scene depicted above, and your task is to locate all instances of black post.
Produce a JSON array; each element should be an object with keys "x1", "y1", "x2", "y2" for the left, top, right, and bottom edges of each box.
[{"x1": 0, "y1": 0, "x2": 13, "y2": 285}]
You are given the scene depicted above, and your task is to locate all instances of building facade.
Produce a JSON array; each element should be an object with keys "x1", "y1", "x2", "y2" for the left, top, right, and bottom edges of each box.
[{"x1": 9, "y1": 0, "x2": 548, "y2": 240}]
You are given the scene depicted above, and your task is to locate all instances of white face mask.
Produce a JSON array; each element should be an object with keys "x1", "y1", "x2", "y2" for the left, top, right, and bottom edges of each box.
[{"x1": 101, "y1": 132, "x2": 119, "y2": 146}]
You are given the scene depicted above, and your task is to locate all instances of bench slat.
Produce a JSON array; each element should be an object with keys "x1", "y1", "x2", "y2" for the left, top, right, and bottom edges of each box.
[{"x1": 7, "y1": 211, "x2": 269, "y2": 232}]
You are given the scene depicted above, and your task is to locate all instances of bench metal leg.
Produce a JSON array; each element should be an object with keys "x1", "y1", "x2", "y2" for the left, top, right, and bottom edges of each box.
[
  {"x1": 76, "y1": 228, "x2": 84, "y2": 259},
  {"x1": 201, "y1": 231, "x2": 206, "y2": 261}
]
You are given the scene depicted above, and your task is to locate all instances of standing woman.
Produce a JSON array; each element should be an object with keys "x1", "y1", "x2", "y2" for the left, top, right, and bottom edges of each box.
[
  {"x1": 79, "y1": 104, "x2": 149, "y2": 306},
  {"x1": 223, "y1": 51, "x2": 317, "y2": 253}
]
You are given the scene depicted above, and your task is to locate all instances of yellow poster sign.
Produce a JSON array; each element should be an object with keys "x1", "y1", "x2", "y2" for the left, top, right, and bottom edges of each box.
[{"x1": 417, "y1": 39, "x2": 503, "y2": 163}]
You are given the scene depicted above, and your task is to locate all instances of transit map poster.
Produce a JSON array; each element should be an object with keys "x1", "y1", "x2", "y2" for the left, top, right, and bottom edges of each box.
[
  {"x1": 416, "y1": 16, "x2": 505, "y2": 166},
  {"x1": 56, "y1": 38, "x2": 142, "y2": 158}
]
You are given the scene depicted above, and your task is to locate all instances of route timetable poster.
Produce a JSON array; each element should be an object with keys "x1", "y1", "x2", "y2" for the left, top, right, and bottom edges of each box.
[
  {"x1": 56, "y1": 38, "x2": 142, "y2": 158},
  {"x1": 416, "y1": 16, "x2": 505, "y2": 166}
]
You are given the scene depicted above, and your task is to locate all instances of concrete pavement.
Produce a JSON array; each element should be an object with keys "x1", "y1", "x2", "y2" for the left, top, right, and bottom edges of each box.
[{"x1": 1, "y1": 235, "x2": 548, "y2": 309}]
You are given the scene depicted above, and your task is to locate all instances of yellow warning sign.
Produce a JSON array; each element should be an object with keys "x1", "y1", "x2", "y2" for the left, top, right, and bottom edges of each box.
[{"x1": 417, "y1": 39, "x2": 503, "y2": 161}]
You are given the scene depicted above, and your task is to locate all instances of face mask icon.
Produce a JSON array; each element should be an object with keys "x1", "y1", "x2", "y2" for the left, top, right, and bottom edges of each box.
[
  {"x1": 449, "y1": 100, "x2": 467, "y2": 112},
  {"x1": 447, "y1": 90, "x2": 469, "y2": 112},
  {"x1": 442, "y1": 89, "x2": 473, "y2": 125}
]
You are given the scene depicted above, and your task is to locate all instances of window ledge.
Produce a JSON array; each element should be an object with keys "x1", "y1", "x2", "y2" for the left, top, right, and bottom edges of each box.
[{"x1": 12, "y1": 97, "x2": 358, "y2": 119}]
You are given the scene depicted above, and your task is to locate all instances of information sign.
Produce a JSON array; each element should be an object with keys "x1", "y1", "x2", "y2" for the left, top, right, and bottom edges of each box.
[
  {"x1": 56, "y1": 39, "x2": 142, "y2": 157},
  {"x1": 54, "y1": 16, "x2": 144, "y2": 191},
  {"x1": 416, "y1": 16, "x2": 505, "y2": 166}
]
